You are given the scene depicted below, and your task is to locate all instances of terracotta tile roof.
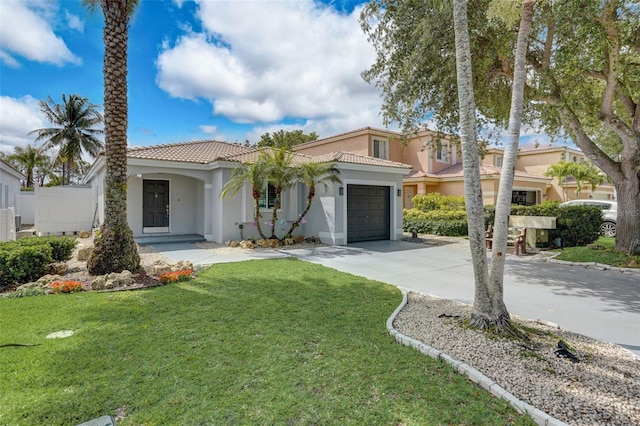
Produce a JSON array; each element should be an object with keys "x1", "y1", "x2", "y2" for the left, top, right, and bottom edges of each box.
[
  {"x1": 126, "y1": 141, "x2": 410, "y2": 169},
  {"x1": 127, "y1": 140, "x2": 252, "y2": 164},
  {"x1": 222, "y1": 147, "x2": 314, "y2": 166},
  {"x1": 407, "y1": 163, "x2": 550, "y2": 180},
  {"x1": 311, "y1": 151, "x2": 411, "y2": 169}
]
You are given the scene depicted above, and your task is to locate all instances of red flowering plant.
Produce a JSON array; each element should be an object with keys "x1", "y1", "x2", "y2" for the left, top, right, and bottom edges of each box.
[
  {"x1": 48, "y1": 281, "x2": 84, "y2": 294},
  {"x1": 158, "y1": 269, "x2": 192, "y2": 284}
]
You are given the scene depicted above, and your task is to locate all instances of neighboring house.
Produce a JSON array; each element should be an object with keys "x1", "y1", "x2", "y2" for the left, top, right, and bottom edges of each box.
[
  {"x1": 83, "y1": 140, "x2": 411, "y2": 245},
  {"x1": 501, "y1": 145, "x2": 615, "y2": 202},
  {"x1": 0, "y1": 159, "x2": 25, "y2": 209},
  {"x1": 0, "y1": 159, "x2": 26, "y2": 241},
  {"x1": 293, "y1": 127, "x2": 614, "y2": 208}
]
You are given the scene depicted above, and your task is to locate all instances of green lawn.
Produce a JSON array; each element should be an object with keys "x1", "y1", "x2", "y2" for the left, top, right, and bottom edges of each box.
[
  {"x1": 0, "y1": 259, "x2": 533, "y2": 425},
  {"x1": 553, "y1": 237, "x2": 640, "y2": 268}
]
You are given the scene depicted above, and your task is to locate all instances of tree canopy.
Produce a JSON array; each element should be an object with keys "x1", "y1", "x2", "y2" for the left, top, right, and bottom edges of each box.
[
  {"x1": 257, "y1": 130, "x2": 319, "y2": 149},
  {"x1": 361, "y1": 0, "x2": 640, "y2": 254}
]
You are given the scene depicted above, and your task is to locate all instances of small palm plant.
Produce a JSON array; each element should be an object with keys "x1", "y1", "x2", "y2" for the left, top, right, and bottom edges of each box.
[
  {"x1": 221, "y1": 154, "x2": 270, "y2": 240},
  {"x1": 262, "y1": 148, "x2": 298, "y2": 239}
]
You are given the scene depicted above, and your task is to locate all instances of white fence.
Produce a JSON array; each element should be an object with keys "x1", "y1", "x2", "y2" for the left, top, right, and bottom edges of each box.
[
  {"x1": 35, "y1": 186, "x2": 94, "y2": 236},
  {"x1": 0, "y1": 207, "x2": 16, "y2": 242},
  {"x1": 15, "y1": 192, "x2": 35, "y2": 225}
]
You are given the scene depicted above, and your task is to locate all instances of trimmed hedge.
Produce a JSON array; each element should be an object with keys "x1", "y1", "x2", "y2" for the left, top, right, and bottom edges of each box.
[
  {"x1": 404, "y1": 198, "x2": 602, "y2": 246},
  {"x1": 404, "y1": 209, "x2": 468, "y2": 236},
  {"x1": 0, "y1": 236, "x2": 77, "y2": 290}
]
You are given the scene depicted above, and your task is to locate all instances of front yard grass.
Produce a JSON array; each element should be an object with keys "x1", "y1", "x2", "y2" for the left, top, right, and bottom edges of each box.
[
  {"x1": 553, "y1": 237, "x2": 640, "y2": 268},
  {"x1": 0, "y1": 258, "x2": 533, "y2": 425}
]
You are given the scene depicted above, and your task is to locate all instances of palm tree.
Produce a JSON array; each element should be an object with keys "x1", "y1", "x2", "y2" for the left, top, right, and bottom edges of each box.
[
  {"x1": 6, "y1": 145, "x2": 51, "y2": 188},
  {"x1": 220, "y1": 155, "x2": 270, "y2": 240},
  {"x1": 545, "y1": 161, "x2": 578, "y2": 201},
  {"x1": 572, "y1": 162, "x2": 605, "y2": 199},
  {"x1": 30, "y1": 94, "x2": 103, "y2": 185},
  {"x1": 285, "y1": 161, "x2": 341, "y2": 239},
  {"x1": 84, "y1": 0, "x2": 140, "y2": 275},
  {"x1": 262, "y1": 148, "x2": 298, "y2": 239}
]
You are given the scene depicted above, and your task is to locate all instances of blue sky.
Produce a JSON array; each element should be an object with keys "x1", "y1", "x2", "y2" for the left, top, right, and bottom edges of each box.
[
  {"x1": 0, "y1": 0, "x2": 386, "y2": 153},
  {"x1": 0, "y1": 0, "x2": 552, "y2": 157}
]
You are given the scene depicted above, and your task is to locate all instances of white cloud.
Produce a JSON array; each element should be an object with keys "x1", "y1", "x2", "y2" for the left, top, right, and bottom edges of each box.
[
  {"x1": 65, "y1": 11, "x2": 84, "y2": 32},
  {"x1": 0, "y1": 96, "x2": 46, "y2": 151},
  {"x1": 156, "y1": 0, "x2": 386, "y2": 139},
  {"x1": 198, "y1": 125, "x2": 217, "y2": 134},
  {"x1": 0, "y1": 1, "x2": 80, "y2": 67}
]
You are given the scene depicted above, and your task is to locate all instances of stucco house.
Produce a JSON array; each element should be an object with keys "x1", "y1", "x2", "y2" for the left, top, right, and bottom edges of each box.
[
  {"x1": 83, "y1": 140, "x2": 411, "y2": 245},
  {"x1": 293, "y1": 127, "x2": 614, "y2": 207},
  {"x1": 0, "y1": 159, "x2": 25, "y2": 210}
]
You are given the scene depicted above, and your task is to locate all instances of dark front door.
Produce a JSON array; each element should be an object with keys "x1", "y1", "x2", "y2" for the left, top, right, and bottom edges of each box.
[
  {"x1": 143, "y1": 180, "x2": 169, "y2": 231},
  {"x1": 347, "y1": 184, "x2": 390, "y2": 243}
]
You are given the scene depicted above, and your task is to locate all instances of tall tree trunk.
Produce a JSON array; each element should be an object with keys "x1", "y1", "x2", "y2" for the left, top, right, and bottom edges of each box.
[
  {"x1": 452, "y1": 0, "x2": 494, "y2": 328},
  {"x1": 487, "y1": 0, "x2": 536, "y2": 329},
  {"x1": 88, "y1": 0, "x2": 140, "y2": 274}
]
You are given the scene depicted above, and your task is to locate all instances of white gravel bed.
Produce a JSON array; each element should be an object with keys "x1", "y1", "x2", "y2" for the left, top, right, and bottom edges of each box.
[{"x1": 393, "y1": 292, "x2": 640, "y2": 425}]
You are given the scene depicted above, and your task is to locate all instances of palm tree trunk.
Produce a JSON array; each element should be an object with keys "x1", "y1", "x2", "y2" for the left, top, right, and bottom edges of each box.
[{"x1": 88, "y1": 0, "x2": 139, "y2": 275}]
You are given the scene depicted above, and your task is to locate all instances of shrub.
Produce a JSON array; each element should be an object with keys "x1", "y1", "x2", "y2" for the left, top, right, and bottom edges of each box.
[
  {"x1": 412, "y1": 193, "x2": 466, "y2": 212},
  {"x1": 0, "y1": 236, "x2": 76, "y2": 290},
  {"x1": 159, "y1": 270, "x2": 192, "y2": 284},
  {"x1": 404, "y1": 209, "x2": 468, "y2": 236},
  {"x1": 48, "y1": 281, "x2": 84, "y2": 294},
  {"x1": 14, "y1": 236, "x2": 76, "y2": 262},
  {"x1": 0, "y1": 244, "x2": 53, "y2": 290}
]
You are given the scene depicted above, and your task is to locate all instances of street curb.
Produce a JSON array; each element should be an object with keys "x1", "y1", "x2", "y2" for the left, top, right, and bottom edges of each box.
[
  {"x1": 546, "y1": 256, "x2": 640, "y2": 274},
  {"x1": 386, "y1": 289, "x2": 568, "y2": 426}
]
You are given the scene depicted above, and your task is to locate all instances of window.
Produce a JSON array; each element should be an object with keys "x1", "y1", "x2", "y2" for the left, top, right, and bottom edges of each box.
[
  {"x1": 494, "y1": 155, "x2": 503, "y2": 167},
  {"x1": 258, "y1": 183, "x2": 277, "y2": 209},
  {"x1": 372, "y1": 138, "x2": 388, "y2": 160},
  {"x1": 436, "y1": 142, "x2": 450, "y2": 163}
]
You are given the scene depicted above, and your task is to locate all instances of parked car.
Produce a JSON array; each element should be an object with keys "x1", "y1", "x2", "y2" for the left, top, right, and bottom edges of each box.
[{"x1": 559, "y1": 199, "x2": 617, "y2": 237}]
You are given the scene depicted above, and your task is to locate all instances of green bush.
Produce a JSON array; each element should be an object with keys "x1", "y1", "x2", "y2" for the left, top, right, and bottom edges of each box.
[
  {"x1": 0, "y1": 236, "x2": 76, "y2": 291},
  {"x1": 404, "y1": 209, "x2": 468, "y2": 236},
  {"x1": 0, "y1": 244, "x2": 53, "y2": 290},
  {"x1": 485, "y1": 201, "x2": 600, "y2": 248},
  {"x1": 13, "y1": 236, "x2": 76, "y2": 262},
  {"x1": 412, "y1": 193, "x2": 466, "y2": 211}
]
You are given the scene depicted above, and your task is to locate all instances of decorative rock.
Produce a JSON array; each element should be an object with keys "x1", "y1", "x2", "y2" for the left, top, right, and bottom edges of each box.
[
  {"x1": 79, "y1": 230, "x2": 91, "y2": 238},
  {"x1": 173, "y1": 260, "x2": 193, "y2": 272},
  {"x1": 293, "y1": 235, "x2": 305, "y2": 244},
  {"x1": 256, "y1": 239, "x2": 269, "y2": 248},
  {"x1": 240, "y1": 240, "x2": 255, "y2": 249},
  {"x1": 228, "y1": 240, "x2": 241, "y2": 248},
  {"x1": 48, "y1": 262, "x2": 68, "y2": 275},
  {"x1": 91, "y1": 270, "x2": 134, "y2": 291},
  {"x1": 285, "y1": 238, "x2": 295, "y2": 246},
  {"x1": 17, "y1": 274, "x2": 64, "y2": 291},
  {"x1": 77, "y1": 246, "x2": 93, "y2": 261},
  {"x1": 152, "y1": 264, "x2": 172, "y2": 276},
  {"x1": 267, "y1": 239, "x2": 280, "y2": 248}
]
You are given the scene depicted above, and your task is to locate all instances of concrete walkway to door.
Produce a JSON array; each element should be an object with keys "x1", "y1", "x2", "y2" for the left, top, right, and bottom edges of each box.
[{"x1": 148, "y1": 239, "x2": 640, "y2": 358}]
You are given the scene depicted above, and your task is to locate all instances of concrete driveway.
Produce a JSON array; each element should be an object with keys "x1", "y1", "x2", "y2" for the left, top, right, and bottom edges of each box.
[
  {"x1": 151, "y1": 240, "x2": 640, "y2": 358},
  {"x1": 284, "y1": 240, "x2": 640, "y2": 358}
]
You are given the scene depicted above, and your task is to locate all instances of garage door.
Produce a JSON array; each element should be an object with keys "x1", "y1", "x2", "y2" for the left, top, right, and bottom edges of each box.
[{"x1": 347, "y1": 185, "x2": 390, "y2": 243}]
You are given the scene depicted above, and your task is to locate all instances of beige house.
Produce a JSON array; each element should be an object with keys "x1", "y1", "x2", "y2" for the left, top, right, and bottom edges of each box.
[{"x1": 294, "y1": 127, "x2": 615, "y2": 208}]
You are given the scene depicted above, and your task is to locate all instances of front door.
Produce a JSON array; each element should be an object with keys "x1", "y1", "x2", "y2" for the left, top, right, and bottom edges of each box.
[{"x1": 143, "y1": 180, "x2": 169, "y2": 233}]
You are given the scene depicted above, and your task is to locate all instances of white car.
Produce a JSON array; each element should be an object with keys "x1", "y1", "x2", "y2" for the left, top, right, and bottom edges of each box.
[{"x1": 559, "y1": 200, "x2": 617, "y2": 237}]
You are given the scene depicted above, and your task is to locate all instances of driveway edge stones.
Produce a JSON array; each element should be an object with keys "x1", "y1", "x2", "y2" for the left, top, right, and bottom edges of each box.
[{"x1": 386, "y1": 289, "x2": 568, "y2": 426}]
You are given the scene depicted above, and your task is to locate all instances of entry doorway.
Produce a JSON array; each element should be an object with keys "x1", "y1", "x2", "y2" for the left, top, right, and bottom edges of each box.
[{"x1": 143, "y1": 180, "x2": 169, "y2": 233}]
